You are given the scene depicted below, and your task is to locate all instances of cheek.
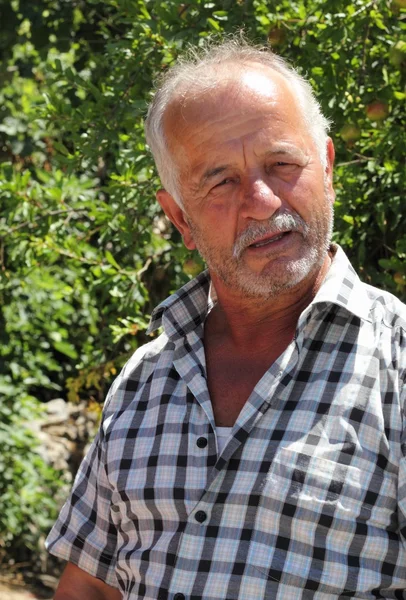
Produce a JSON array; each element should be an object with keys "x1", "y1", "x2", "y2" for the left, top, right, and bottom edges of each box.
[
  {"x1": 206, "y1": 189, "x2": 239, "y2": 214},
  {"x1": 198, "y1": 196, "x2": 240, "y2": 234},
  {"x1": 285, "y1": 172, "x2": 326, "y2": 213},
  {"x1": 194, "y1": 214, "x2": 239, "y2": 253}
]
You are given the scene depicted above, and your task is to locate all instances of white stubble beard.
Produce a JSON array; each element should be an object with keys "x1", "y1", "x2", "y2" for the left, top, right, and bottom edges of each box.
[{"x1": 185, "y1": 188, "x2": 334, "y2": 299}]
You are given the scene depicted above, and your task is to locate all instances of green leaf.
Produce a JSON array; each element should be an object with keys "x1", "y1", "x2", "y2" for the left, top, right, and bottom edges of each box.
[
  {"x1": 53, "y1": 341, "x2": 78, "y2": 359},
  {"x1": 53, "y1": 141, "x2": 70, "y2": 156},
  {"x1": 206, "y1": 17, "x2": 220, "y2": 31},
  {"x1": 105, "y1": 250, "x2": 120, "y2": 270},
  {"x1": 212, "y1": 10, "x2": 228, "y2": 21},
  {"x1": 311, "y1": 67, "x2": 324, "y2": 76},
  {"x1": 256, "y1": 15, "x2": 270, "y2": 26}
]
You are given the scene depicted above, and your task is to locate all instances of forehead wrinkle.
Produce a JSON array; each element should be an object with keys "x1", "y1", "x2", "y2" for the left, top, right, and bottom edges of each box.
[
  {"x1": 165, "y1": 81, "x2": 284, "y2": 163},
  {"x1": 191, "y1": 116, "x2": 271, "y2": 169},
  {"x1": 164, "y1": 63, "x2": 307, "y2": 149},
  {"x1": 173, "y1": 82, "x2": 279, "y2": 145}
]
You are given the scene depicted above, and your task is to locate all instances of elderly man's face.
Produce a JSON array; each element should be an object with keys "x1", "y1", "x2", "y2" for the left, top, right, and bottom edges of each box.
[{"x1": 157, "y1": 65, "x2": 335, "y2": 299}]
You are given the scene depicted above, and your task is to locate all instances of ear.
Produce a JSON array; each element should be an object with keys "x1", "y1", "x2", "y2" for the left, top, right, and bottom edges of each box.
[
  {"x1": 156, "y1": 189, "x2": 197, "y2": 250},
  {"x1": 325, "y1": 137, "x2": 335, "y2": 204}
]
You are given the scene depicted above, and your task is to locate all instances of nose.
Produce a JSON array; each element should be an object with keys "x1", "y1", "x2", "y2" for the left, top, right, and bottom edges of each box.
[{"x1": 240, "y1": 177, "x2": 282, "y2": 221}]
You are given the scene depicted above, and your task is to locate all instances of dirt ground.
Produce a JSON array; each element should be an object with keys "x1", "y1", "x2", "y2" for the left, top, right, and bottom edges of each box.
[
  {"x1": 0, "y1": 559, "x2": 60, "y2": 600},
  {"x1": 0, "y1": 579, "x2": 55, "y2": 599}
]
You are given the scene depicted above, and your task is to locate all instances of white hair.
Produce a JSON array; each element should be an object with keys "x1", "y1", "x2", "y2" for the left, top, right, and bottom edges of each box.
[{"x1": 145, "y1": 36, "x2": 331, "y2": 208}]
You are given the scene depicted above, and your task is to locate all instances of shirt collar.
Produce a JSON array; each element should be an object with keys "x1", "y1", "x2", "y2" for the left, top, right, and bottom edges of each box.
[
  {"x1": 310, "y1": 244, "x2": 372, "y2": 322},
  {"x1": 148, "y1": 245, "x2": 373, "y2": 339},
  {"x1": 147, "y1": 269, "x2": 213, "y2": 339}
]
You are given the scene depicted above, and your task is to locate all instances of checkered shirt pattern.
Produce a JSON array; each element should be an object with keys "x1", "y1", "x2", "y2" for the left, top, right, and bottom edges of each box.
[{"x1": 46, "y1": 245, "x2": 406, "y2": 599}]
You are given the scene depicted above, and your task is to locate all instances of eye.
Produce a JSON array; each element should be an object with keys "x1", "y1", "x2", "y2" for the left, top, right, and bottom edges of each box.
[
  {"x1": 268, "y1": 161, "x2": 299, "y2": 174},
  {"x1": 214, "y1": 177, "x2": 236, "y2": 189}
]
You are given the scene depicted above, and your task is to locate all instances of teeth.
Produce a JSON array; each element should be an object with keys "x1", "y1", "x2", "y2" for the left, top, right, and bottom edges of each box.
[{"x1": 252, "y1": 233, "x2": 284, "y2": 248}]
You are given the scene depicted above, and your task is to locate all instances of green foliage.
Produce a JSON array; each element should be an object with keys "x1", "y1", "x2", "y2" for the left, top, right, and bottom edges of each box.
[
  {"x1": 0, "y1": 0, "x2": 405, "y2": 566},
  {"x1": 0, "y1": 391, "x2": 64, "y2": 561}
]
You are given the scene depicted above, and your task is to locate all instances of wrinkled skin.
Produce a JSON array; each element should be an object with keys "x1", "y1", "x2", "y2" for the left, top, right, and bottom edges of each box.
[{"x1": 157, "y1": 64, "x2": 335, "y2": 303}]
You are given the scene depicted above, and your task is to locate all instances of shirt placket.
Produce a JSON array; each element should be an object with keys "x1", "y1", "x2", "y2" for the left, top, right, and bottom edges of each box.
[{"x1": 166, "y1": 338, "x2": 301, "y2": 600}]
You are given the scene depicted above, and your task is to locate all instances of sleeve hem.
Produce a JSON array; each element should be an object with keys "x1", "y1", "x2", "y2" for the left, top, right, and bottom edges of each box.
[{"x1": 46, "y1": 535, "x2": 118, "y2": 589}]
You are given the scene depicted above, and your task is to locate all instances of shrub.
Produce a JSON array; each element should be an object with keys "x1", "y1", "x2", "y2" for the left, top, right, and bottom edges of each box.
[{"x1": 0, "y1": 0, "x2": 404, "y2": 566}]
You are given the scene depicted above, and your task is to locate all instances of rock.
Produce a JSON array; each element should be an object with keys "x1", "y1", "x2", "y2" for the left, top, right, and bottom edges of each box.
[
  {"x1": 28, "y1": 400, "x2": 99, "y2": 483},
  {"x1": 45, "y1": 399, "x2": 68, "y2": 418}
]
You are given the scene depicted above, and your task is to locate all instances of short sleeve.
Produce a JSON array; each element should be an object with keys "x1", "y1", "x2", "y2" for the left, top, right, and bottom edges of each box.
[
  {"x1": 398, "y1": 373, "x2": 406, "y2": 542},
  {"x1": 45, "y1": 428, "x2": 118, "y2": 588}
]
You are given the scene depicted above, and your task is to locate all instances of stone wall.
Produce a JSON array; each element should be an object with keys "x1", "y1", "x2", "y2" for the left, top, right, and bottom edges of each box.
[{"x1": 32, "y1": 398, "x2": 100, "y2": 486}]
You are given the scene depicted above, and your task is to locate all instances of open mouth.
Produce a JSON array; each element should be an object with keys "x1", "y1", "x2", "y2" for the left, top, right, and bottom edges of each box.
[{"x1": 249, "y1": 231, "x2": 291, "y2": 248}]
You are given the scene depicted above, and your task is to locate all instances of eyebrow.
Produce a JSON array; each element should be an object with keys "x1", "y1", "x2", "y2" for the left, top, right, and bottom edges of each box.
[{"x1": 264, "y1": 147, "x2": 307, "y2": 160}]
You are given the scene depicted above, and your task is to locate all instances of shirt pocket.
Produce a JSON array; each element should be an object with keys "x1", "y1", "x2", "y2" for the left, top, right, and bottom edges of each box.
[
  {"x1": 261, "y1": 447, "x2": 361, "y2": 510},
  {"x1": 246, "y1": 446, "x2": 392, "y2": 587}
]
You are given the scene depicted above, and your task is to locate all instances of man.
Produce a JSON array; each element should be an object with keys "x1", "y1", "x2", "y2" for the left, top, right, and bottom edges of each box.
[{"x1": 47, "y1": 38, "x2": 406, "y2": 599}]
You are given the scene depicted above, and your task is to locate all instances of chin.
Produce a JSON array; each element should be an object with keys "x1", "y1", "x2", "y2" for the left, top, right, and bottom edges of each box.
[{"x1": 224, "y1": 253, "x2": 326, "y2": 299}]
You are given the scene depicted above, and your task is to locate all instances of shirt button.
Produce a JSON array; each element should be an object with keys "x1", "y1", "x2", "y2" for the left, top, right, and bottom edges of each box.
[
  {"x1": 195, "y1": 510, "x2": 207, "y2": 523},
  {"x1": 196, "y1": 437, "x2": 208, "y2": 448},
  {"x1": 174, "y1": 594, "x2": 185, "y2": 600}
]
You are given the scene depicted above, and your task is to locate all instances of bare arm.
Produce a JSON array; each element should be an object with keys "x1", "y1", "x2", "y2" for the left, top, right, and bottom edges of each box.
[{"x1": 54, "y1": 562, "x2": 122, "y2": 600}]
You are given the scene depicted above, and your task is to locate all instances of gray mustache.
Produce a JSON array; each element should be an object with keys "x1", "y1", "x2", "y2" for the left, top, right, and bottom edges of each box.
[{"x1": 232, "y1": 213, "x2": 308, "y2": 258}]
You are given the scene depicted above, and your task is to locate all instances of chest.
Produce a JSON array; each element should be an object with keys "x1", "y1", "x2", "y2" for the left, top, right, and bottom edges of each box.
[
  {"x1": 107, "y1": 370, "x2": 401, "y2": 592},
  {"x1": 204, "y1": 340, "x2": 290, "y2": 426},
  {"x1": 204, "y1": 355, "x2": 267, "y2": 425}
]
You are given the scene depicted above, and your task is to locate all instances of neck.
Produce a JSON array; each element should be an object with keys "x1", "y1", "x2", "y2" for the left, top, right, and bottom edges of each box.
[{"x1": 208, "y1": 254, "x2": 331, "y2": 349}]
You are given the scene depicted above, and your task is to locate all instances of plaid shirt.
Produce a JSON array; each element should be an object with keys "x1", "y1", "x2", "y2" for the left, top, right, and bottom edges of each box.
[{"x1": 46, "y1": 246, "x2": 406, "y2": 599}]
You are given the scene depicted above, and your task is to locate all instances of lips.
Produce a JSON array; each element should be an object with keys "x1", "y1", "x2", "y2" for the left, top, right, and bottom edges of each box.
[
  {"x1": 232, "y1": 213, "x2": 308, "y2": 259},
  {"x1": 249, "y1": 231, "x2": 290, "y2": 248}
]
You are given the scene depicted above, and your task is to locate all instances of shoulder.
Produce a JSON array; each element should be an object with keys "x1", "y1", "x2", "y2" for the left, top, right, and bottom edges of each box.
[
  {"x1": 360, "y1": 283, "x2": 406, "y2": 392},
  {"x1": 101, "y1": 333, "x2": 173, "y2": 431},
  {"x1": 363, "y1": 283, "x2": 406, "y2": 332}
]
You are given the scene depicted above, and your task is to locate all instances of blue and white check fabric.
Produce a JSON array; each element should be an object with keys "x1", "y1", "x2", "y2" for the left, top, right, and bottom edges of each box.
[{"x1": 46, "y1": 245, "x2": 406, "y2": 599}]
